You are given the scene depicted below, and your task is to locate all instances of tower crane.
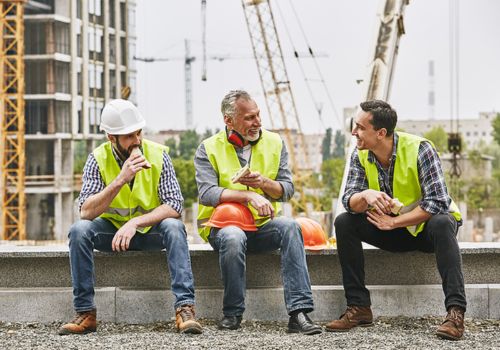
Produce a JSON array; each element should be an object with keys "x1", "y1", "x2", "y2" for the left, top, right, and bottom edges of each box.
[
  {"x1": 0, "y1": 0, "x2": 26, "y2": 240},
  {"x1": 241, "y1": 0, "x2": 314, "y2": 215}
]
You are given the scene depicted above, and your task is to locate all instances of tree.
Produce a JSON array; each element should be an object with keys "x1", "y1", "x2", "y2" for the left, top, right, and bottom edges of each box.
[
  {"x1": 492, "y1": 113, "x2": 500, "y2": 146},
  {"x1": 178, "y1": 130, "x2": 200, "y2": 160},
  {"x1": 321, "y1": 128, "x2": 332, "y2": 161},
  {"x1": 171, "y1": 158, "x2": 198, "y2": 208},
  {"x1": 332, "y1": 130, "x2": 345, "y2": 158},
  {"x1": 423, "y1": 126, "x2": 448, "y2": 153},
  {"x1": 318, "y1": 157, "x2": 346, "y2": 210},
  {"x1": 164, "y1": 138, "x2": 178, "y2": 158}
]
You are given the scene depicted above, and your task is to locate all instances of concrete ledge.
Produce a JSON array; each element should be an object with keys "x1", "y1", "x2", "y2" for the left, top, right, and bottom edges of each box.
[
  {"x1": 1, "y1": 243, "x2": 499, "y2": 288},
  {"x1": 0, "y1": 285, "x2": 495, "y2": 323},
  {"x1": 1, "y1": 243, "x2": 499, "y2": 322}
]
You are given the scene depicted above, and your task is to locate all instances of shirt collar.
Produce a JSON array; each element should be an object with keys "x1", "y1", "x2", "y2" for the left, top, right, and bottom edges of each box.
[{"x1": 367, "y1": 132, "x2": 398, "y2": 163}]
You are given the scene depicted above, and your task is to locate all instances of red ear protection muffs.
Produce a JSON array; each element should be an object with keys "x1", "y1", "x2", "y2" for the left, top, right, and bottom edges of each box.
[{"x1": 227, "y1": 128, "x2": 262, "y2": 148}]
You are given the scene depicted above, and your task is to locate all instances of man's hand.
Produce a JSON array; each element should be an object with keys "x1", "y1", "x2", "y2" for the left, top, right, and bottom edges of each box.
[
  {"x1": 363, "y1": 189, "x2": 393, "y2": 215},
  {"x1": 112, "y1": 220, "x2": 138, "y2": 251},
  {"x1": 237, "y1": 171, "x2": 266, "y2": 189},
  {"x1": 246, "y1": 191, "x2": 274, "y2": 218},
  {"x1": 366, "y1": 210, "x2": 396, "y2": 230},
  {"x1": 117, "y1": 153, "x2": 150, "y2": 184}
]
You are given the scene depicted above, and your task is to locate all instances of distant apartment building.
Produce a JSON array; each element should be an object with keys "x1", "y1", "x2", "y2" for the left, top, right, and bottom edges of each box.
[
  {"x1": 271, "y1": 129, "x2": 324, "y2": 173},
  {"x1": 395, "y1": 112, "x2": 496, "y2": 149},
  {"x1": 23, "y1": 0, "x2": 136, "y2": 239}
]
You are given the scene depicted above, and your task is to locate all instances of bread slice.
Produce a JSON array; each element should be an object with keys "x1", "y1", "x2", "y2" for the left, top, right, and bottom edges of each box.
[
  {"x1": 391, "y1": 198, "x2": 403, "y2": 215},
  {"x1": 131, "y1": 147, "x2": 152, "y2": 169},
  {"x1": 231, "y1": 164, "x2": 250, "y2": 183}
]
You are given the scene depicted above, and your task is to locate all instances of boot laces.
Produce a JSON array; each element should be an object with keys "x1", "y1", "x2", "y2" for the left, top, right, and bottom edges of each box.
[
  {"x1": 70, "y1": 312, "x2": 91, "y2": 325},
  {"x1": 178, "y1": 305, "x2": 195, "y2": 322}
]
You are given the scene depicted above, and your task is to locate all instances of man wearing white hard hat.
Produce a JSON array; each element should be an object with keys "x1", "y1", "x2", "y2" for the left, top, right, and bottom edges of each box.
[{"x1": 59, "y1": 99, "x2": 202, "y2": 335}]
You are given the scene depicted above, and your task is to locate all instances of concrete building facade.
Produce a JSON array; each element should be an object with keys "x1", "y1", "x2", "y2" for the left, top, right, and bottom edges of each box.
[{"x1": 23, "y1": 0, "x2": 136, "y2": 240}]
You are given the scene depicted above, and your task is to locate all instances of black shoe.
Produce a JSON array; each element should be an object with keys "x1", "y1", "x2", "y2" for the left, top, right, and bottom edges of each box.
[
  {"x1": 218, "y1": 315, "x2": 242, "y2": 330},
  {"x1": 288, "y1": 311, "x2": 322, "y2": 335}
]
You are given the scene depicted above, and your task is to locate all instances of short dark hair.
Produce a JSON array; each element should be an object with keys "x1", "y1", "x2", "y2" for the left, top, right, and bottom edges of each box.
[{"x1": 360, "y1": 100, "x2": 397, "y2": 136}]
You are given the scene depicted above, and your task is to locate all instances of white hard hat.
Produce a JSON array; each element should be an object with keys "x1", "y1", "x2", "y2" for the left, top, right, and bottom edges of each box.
[{"x1": 100, "y1": 99, "x2": 146, "y2": 135}]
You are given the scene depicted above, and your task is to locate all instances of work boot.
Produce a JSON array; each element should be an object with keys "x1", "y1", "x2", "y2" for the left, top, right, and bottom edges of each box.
[
  {"x1": 325, "y1": 306, "x2": 373, "y2": 332},
  {"x1": 58, "y1": 309, "x2": 97, "y2": 335},
  {"x1": 436, "y1": 306, "x2": 465, "y2": 341},
  {"x1": 287, "y1": 310, "x2": 322, "y2": 335},
  {"x1": 175, "y1": 304, "x2": 203, "y2": 334}
]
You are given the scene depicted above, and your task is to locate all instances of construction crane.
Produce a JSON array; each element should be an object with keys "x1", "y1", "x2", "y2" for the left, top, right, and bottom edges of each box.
[
  {"x1": 241, "y1": 0, "x2": 314, "y2": 215},
  {"x1": 0, "y1": 0, "x2": 26, "y2": 240},
  {"x1": 334, "y1": 0, "x2": 410, "y2": 223},
  {"x1": 135, "y1": 39, "x2": 327, "y2": 132}
]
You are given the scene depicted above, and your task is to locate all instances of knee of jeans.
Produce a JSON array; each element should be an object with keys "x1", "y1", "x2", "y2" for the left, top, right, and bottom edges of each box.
[
  {"x1": 275, "y1": 217, "x2": 302, "y2": 242},
  {"x1": 218, "y1": 226, "x2": 246, "y2": 252},
  {"x1": 158, "y1": 218, "x2": 186, "y2": 239},
  {"x1": 334, "y1": 212, "x2": 356, "y2": 238},
  {"x1": 68, "y1": 219, "x2": 94, "y2": 243},
  {"x1": 426, "y1": 214, "x2": 457, "y2": 239}
]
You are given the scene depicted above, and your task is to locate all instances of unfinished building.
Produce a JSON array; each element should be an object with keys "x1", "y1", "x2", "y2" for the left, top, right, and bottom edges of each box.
[{"x1": 23, "y1": 0, "x2": 136, "y2": 240}]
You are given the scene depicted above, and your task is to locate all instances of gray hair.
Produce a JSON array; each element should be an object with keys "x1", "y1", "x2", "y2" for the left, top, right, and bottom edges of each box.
[{"x1": 220, "y1": 90, "x2": 252, "y2": 119}]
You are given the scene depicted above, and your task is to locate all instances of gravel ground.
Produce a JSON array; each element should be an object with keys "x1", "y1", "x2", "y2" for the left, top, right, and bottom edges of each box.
[{"x1": 0, "y1": 317, "x2": 499, "y2": 350}]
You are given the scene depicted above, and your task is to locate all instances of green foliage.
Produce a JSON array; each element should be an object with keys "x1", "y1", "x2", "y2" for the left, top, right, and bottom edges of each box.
[
  {"x1": 492, "y1": 113, "x2": 500, "y2": 146},
  {"x1": 74, "y1": 140, "x2": 89, "y2": 174},
  {"x1": 164, "y1": 138, "x2": 178, "y2": 157},
  {"x1": 321, "y1": 128, "x2": 332, "y2": 161},
  {"x1": 332, "y1": 130, "x2": 345, "y2": 158},
  {"x1": 178, "y1": 130, "x2": 200, "y2": 160},
  {"x1": 423, "y1": 126, "x2": 448, "y2": 153},
  {"x1": 171, "y1": 158, "x2": 198, "y2": 208},
  {"x1": 317, "y1": 158, "x2": 346, "y2": 210}
]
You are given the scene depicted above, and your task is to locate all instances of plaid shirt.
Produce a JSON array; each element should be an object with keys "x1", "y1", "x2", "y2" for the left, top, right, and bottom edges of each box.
[
  {"x1": 78, "y1": 145, "x2": 183, "y2": 214},
  {"x1": 343, "y1": 133, "x2": 451, "y2": 215}
]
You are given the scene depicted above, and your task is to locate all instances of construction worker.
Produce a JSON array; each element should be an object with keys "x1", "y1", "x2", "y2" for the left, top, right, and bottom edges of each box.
[
  {"x1": 59, "y1": 99, "x2": 202, "y2": 335},
  {"x1": 326, "y1": 100, "x2": 466, "y2": 340},
  {"x1": 194, "y1": 90, "x2": 322, "y2": 335}
]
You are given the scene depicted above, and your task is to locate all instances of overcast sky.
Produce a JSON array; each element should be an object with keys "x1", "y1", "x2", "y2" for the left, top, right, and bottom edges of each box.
[{"x1": 135, "y1": 0, "x2": 500, "y2": 134}]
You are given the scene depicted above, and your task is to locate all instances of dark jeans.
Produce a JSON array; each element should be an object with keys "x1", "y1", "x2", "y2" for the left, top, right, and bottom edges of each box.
[{"x1": 334, "y1": 212, "x2": 466, "y2": 311}]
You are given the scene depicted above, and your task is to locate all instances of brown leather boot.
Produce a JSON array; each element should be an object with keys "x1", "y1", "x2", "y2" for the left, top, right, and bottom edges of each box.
[
  {"x1": 58, "y1": 309, "x2": 97, "y2": 335},
  {"x1": 325, "y1": 306, "x2": 373, "y2": 332},
  {"x1": 436, "y1": 306, "x2": 465, "y2": 340},
  {"x1": 175, "y1": 304, "x2": 203, "y2": 334}
]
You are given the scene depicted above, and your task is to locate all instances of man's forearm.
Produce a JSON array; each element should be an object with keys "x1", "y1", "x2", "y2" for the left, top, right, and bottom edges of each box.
[
  {"x1": 260, "y1": 177, "x2": 283, "y2": 199},
  {"x1": 80, "y1": 177, "x2": 126, "y2": 220},
  {"x1": 219, "y1": 189, "x2": 252, "y2": 204},
  {"x1": 129, "y1": 204, "x2": 180, "y2": 228},
  {"x1": 392, "y1": 205, "x2": 432, "y2": 228}
]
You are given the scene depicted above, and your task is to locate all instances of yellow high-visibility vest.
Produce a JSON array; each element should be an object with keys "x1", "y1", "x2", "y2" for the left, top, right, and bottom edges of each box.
[
  {"x1": 93, "y1": 139, "x2": 168, "y2": 233},
  {"x1": 358, "y1": 132, "x2": 462, "y2": 236},
  {"x1": 197, "y1": 129, "x2": 282, "y2": 242}
]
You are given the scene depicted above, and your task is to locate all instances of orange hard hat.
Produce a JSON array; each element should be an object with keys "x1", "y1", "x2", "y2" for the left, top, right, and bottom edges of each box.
[
  {"x1": 296, "y1": 217, "x2": 328, "y2": 250},
  {"x1": 203, "y1": 202, "x2": 258, "y2": 231}
]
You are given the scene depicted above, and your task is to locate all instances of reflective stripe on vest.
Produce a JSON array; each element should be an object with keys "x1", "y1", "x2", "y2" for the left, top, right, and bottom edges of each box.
[
  {"x1": 358, "y1": 132, "x2": 462, "y2": 236},
  {"x1": 93, "y1": 139, "x2": 168, "y2": 233},
  {"x1": 197, "y1": 129, "x2": 282, "y2": 242}
]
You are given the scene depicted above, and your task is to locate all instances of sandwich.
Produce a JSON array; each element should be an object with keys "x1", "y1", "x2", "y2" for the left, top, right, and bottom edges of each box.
[
  {"x1": 131, "y1": 147, "x2": 152, "y2": 169},
  {"x1": 231, "y1": 164, "x2": 251, "y2": 184}
]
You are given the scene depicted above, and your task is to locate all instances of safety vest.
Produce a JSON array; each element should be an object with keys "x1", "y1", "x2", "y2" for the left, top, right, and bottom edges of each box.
[
  {"x1": 197, "y1": 129, "x2": 282, "y2": 242},
  {"x1": 358, "y1": 132, "x2": 462, "y2": 236},
  {"x1": 93, "y1": 139, "x2": 168, "y2": 233}
]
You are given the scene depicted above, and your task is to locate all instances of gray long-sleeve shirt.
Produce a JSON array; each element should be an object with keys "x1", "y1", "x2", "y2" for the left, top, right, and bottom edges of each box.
[{"x1": 194, "y1": 139, "x2": 294, "y2": 207}]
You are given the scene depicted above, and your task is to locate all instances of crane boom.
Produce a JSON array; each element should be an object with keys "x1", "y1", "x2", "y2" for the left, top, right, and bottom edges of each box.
[{"x1": 334, "y1": 0, "x2": 410, "y2": 228}]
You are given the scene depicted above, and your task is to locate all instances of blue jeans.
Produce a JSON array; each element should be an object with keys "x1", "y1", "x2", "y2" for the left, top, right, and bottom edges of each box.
[
  {"x1": 68, "y1": 217, "x2": 195, "y2": 312},
  {"x1": 208, "y1": 216, "x2": 314, "y2": 316}
]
